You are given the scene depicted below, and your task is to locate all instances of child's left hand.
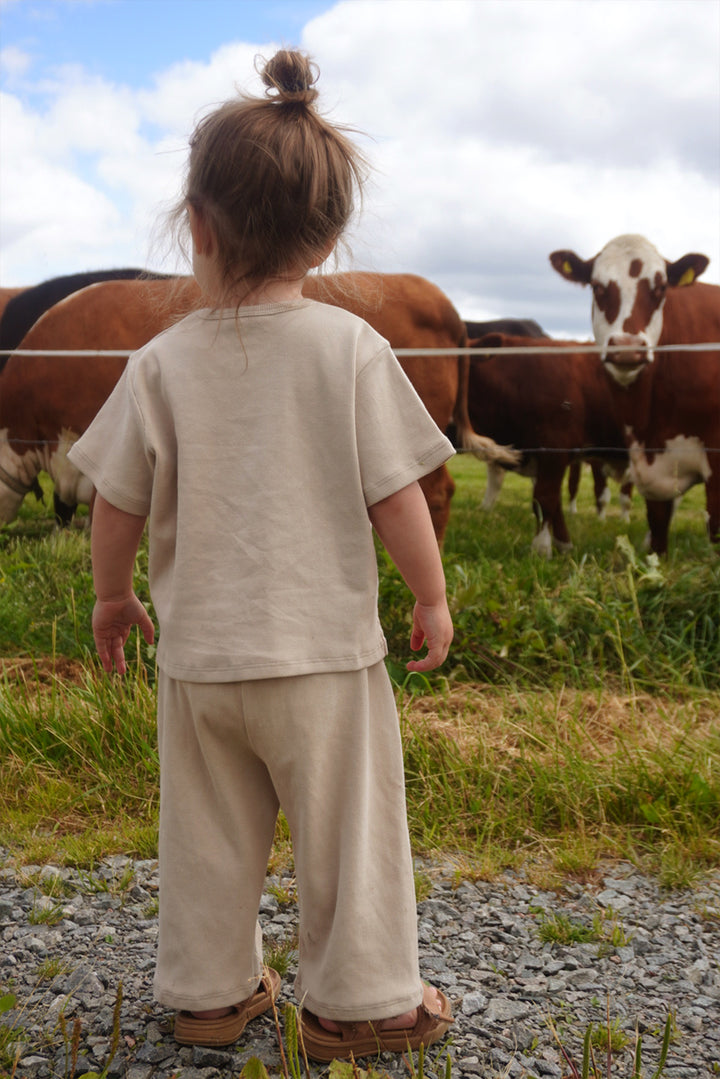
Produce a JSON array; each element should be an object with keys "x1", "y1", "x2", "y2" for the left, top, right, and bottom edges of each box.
[{"x1": 92, "y1": 594, "x2": 155, "y2": 675}]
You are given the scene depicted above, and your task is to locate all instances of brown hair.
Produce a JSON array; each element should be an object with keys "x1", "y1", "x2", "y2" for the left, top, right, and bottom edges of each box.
[{"x1": 169, "y1": 50, "x2": 367, "y2": 294}]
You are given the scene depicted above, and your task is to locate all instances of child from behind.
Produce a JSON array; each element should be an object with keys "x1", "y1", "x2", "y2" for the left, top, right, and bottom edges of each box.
[{"x1": 68, "y1": 49, "x2": 455, "y2": 1060}]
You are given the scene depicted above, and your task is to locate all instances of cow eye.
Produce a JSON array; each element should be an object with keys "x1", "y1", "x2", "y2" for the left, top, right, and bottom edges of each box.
[
  {"x1": 592, "y1": 283, "x2": 605, "y2": 302},
  {"x1": 652, "y1": 281, "x2": 667, "y2": 302}
]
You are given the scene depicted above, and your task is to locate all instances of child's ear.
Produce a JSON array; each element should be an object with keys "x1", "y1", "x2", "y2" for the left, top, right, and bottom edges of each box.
[
  {"x1": 309, "y1": 238, "x2": 336, "y2": 268},
  {"x1": 188, "y1": 204, "x2": 215, "y2": 257}
]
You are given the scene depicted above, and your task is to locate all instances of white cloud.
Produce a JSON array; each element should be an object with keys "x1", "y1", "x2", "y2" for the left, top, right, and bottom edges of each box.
[
  {"x1": 0, "y1": 0, "x2": 718, "y2": 335},
  {"x1": 0, "y1": 45, "x2": 31, "y2": 79}
]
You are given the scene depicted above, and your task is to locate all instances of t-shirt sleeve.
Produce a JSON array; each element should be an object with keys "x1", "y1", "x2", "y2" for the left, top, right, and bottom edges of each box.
[
  {"x1": 66, "y1": 363, "x2": 154, "y2": 516},
  {"x1": 356, "y1": 346, "x2": 455, "y2": 507}
]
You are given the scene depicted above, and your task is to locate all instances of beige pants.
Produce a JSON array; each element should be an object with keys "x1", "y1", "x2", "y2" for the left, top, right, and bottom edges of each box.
[{"x1": 153, "y1": 662, "x2": 422, "y2": 1020}]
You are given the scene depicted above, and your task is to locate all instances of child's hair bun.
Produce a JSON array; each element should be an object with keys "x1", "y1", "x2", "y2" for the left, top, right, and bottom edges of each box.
[{"x1": 260, "y1": 49, "x2": 320, "y2": 106}]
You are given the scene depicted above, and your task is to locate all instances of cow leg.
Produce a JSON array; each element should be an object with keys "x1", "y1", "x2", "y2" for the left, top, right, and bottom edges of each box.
[
  {"x1": 532, "y1": 459, "x2": 572, "y2": 556},
  {"x1": 567, "y1": 461, "x2": 581, "y2": 514},
  {"x1": 644, "y1": 499, "x2": 674, "y2": 555},
  {"x1": 482, "y1": 462, "x2": 505, "y2": 510},
  {"x1": 591, "y1": 463, "x2": 611, "y2": 519},
  {"x1": 619, "y1": 481, "x2": 633, "y2": 522},
  {"x1": 418, "y1": 464, "x2": 455, "y2": 546},
  {"x1": 705, "y1": 472, "x2": 720, "y2": 548},
  {"x1": 54, "y1": 493, "x2": 77, "y2": 528}
]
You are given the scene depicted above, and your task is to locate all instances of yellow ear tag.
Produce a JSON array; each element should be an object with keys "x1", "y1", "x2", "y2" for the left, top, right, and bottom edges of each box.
[
  {"x1": 563, "y1": 260, "x2": 573, "y2": 276},
  {"x1": 678, "y1": 268, "x2": 695, "y2": 287}
]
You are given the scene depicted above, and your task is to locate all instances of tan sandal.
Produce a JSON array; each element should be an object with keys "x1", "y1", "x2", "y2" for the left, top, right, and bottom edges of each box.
[
  {"x1": 174, "y1": 967, "x2": 281, "y2": 1047},
  {"x1": 299, "y1": 983, "x2": 453, "y2": 1062}
]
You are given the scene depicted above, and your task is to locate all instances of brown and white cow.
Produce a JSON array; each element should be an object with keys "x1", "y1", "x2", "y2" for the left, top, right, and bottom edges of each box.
[
  {"x1": 462, "y1": 320, "x2": 627, "y2": 521},
  {"x1": 456, "y1": 333, "x2": 629, "y2": 556},
  {"x1": 0, "y1": 272, "x2": 516, "y2": 543},
  {"x1": 550, "y1": 234, "x2": 720, "y2": 554}
]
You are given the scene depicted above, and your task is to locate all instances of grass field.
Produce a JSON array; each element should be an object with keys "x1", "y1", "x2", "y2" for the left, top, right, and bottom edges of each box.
[{"x1": 0, "y1": 455, "x2": 718, "y2": 885}]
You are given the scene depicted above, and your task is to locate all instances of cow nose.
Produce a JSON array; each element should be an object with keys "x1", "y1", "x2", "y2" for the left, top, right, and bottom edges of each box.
[{"x1": 606, "y1": 333, "x2": 651, "y2": 366}]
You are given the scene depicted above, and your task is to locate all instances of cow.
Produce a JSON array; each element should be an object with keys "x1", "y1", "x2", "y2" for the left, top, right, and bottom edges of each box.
[
  {"x1": 549, "y1": 234, "x2": 720, "y2": 553},
  {"x1": 461, "y1": 318, "x2": 625, "y2": 519},
  {"x1": 464, "y1": 317, "x2": 548, "y2": 340},
  {"x1": 0, "y1": 269, "x2": 175, "y2": 524},
  {"x1": 0, "y1": 268, "x2": 170, "y2": 373},
  {"x1": 0, "y1": 287, "x2": 26, "y2": 325},
  {"x1": 456, "y1": 333, "x2": 630, "y2": 556},
  {"x1": 0, "y1": 272, "x2": 517, "y2": 543}
]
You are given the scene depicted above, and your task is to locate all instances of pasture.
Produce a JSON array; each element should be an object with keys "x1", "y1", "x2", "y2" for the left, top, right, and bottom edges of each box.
[{"x1": 0, "y1": 454, "x2": 719, "y2": 887}]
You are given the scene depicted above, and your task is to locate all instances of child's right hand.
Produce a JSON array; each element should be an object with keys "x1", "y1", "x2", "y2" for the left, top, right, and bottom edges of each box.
[{"x1": 406, "y1": 599, "x2": 454, "y2": 672}]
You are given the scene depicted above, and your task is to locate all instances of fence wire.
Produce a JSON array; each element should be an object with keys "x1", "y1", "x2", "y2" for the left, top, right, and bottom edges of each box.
[{"x1": 2, "y1": 342, "x2": 718, "y2": 458}]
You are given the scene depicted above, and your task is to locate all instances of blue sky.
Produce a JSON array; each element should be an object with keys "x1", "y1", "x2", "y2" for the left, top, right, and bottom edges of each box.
[
  {"x1": 1, "y1": 0, "x2": 718, "y2": 334},
  {"x1": 2, "y1": 1, "x2": 333, "y2": 87}
]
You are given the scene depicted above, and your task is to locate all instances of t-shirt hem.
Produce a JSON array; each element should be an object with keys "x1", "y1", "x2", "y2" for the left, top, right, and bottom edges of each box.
[{"x1": 156, "y1": 642, "x2": 388, "y2": 683}]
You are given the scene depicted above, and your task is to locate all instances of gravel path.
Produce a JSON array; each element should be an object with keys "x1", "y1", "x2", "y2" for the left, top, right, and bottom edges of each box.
[{"x1": 2, "y1": 852, "x2": 719, "y2": 1078}]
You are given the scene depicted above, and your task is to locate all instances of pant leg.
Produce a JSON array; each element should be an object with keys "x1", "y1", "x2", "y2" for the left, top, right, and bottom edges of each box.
[
  {"x1": 153, "y1": 672, "x2": 279, "y2": 1011},
  {"x1": 243, "y1": 662, "x2": 422, "y2": 1021}
]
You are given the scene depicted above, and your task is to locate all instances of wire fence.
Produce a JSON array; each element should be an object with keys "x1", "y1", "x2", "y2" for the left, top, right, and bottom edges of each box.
[
  {"x1": 6, "y1": 342, "x2": 720, "y2": 357},
  {"x1": 2, "y1": 342, "x2": 719, "y2": 459}
]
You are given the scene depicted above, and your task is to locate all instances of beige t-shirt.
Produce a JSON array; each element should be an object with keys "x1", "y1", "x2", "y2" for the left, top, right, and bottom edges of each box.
[{"x1": 69, "y1": 299, "x2": 454, "y2": 681}]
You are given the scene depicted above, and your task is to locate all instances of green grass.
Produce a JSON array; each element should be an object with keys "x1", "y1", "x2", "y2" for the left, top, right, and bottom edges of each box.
[{"x1": 0, "y1": 461, "x2": 718, "y2": 879}]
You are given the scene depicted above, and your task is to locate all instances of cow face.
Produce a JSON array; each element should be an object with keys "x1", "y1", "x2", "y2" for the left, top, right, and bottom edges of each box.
[{"x1": 550, "y1": 234, "x2": 709, "y2": 387}]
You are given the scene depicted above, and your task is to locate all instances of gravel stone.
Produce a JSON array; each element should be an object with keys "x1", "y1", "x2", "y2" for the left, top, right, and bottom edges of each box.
[{"x1": 1, "y1": 852, "x2": 719, "y2": 1077}]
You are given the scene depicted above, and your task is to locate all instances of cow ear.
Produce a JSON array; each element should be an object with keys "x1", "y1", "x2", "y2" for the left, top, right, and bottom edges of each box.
[
  {"x1": 666, "y1": 253, "x2": 709, "y2": 288},
  {"x1": 549, "y1": 250, "x2": 593, "y2": 285}
]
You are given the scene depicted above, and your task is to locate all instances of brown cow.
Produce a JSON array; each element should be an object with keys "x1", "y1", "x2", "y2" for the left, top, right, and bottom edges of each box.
[
  {"x1": 550, "y1": 234, "x2": 720, "y2": 553},
  {"x1": 0, "y1": 272, "x2": 516, "y2": 541},
  {"x1": 461, "y1": 322, "x2": 628, "y2": 521},
  {"x1": 457, "y1": 333, "x2": 630, "y2": 556}
]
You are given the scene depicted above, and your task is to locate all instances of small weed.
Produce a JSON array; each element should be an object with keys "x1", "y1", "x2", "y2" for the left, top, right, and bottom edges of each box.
[
  {"x1": 549, "y1": 1004, "x2": 675, "y2": 1078},
  {"x1": 414, "y1": 867, "x2": 434, "y2": 903},
  {"x1": 535, "y1": 910, "x2": 598, "y2": 945},
  {"x1": 533, "y1": 906, "x2": 633, "y2": 953},
  {"x1": 57, "y1": 981, "x2": 123, "y2": 1079},
  {"x1": 144, "y1": 897, "x2": 159, "y2": 918},
  {"x1": 0, "y1": 992, "x2": 25, "y2": 1075},
  {"x1": 76, "y1": 862, "x2": 136, "y2": 898},
  {"x1": 693, "y1": 900, "x2": 720, "y2": 924},
  {"x1": 27, "y1": 899, "x2": 66, "y2": 926},
  {"x1": 264, "y1": 934, "x2": 299, "y2": 979},
  {"x1": 17, "y1": 869, "x2": 73, "y2": 900},
  {"x1": 35, "y1": 957, "x2": 71, "y2": 982},
  {"x1": 267, "y1": 878, "x2": 297, "y2": 906},
  {"x1": 589, "y1": 1016, "x2": 629, "y2": 1053}
]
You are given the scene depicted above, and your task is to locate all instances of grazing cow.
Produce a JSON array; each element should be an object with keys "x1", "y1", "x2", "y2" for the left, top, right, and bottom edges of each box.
[
  {"x1": 0, "y1": 269, "x2": 173, "y2": 524},
  {"x1": 0, "y1": 272, "x2": 516, "y2": 542},
  {"x1": 0, "y1": 269, "x2": 169, "y2": 372},
  {"x1": 457, "y1": 333, "x2": 629, "y2": 556},
  {"x1": 550, "y1": 234, "x2": 720, "y2": 553}
]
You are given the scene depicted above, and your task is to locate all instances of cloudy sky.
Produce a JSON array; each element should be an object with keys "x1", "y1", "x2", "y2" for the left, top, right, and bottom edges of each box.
[{"x1": 1, "y1": 0, "x2": 718, "y2": 336}]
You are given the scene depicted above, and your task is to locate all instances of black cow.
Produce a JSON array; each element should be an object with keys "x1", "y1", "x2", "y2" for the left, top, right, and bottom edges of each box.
[
  {"x1": 0, "y1": 269, "x2": 171, "y2": 372},
  {"x1": 464, "y1": 317, "x2": 548, "y2": 340}
]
